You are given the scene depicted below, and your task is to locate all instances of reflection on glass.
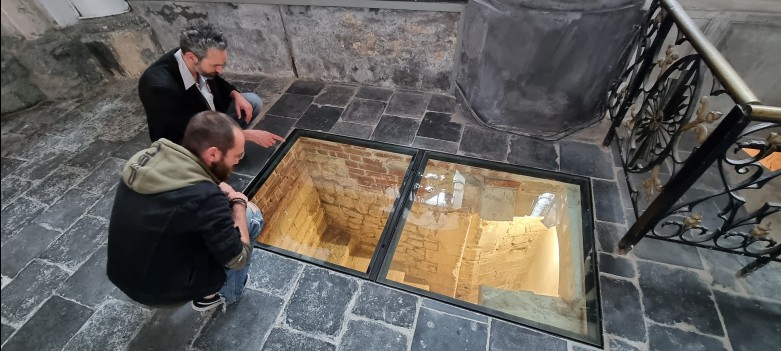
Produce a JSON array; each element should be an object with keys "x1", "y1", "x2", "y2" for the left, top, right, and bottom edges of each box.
[
  {"x1": 386, "y1": 159, "x2": 592, "y2": 337},
  {"x1": 250, "y1": 137, "x2": 412, "y2": 273}
]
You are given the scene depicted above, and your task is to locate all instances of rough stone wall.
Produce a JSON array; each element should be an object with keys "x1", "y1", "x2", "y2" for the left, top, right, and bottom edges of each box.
[
  {"x1": 1, "y1": 12, "x2": 162, "y2": 115},
  {"x1": 130, "y1": 2, "x2": 459, "y2": 92}
]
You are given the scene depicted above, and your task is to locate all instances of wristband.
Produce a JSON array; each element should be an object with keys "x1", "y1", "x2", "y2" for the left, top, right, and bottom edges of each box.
[{"x1": 229, "y1": 198, "x2": 248, "y2": 207}]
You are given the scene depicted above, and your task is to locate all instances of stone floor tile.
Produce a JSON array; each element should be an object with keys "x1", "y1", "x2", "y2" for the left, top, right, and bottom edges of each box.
[
  {"x1": 592, "y1": 179, "x2": 625, "y2": 224},
  {"x1": 286, "y1": 80, "x2": 325, "y2": 96},
  {"x1": 412, "y1": 308, "x2": 488, "y2": 351},
  {"x1": 111, "y1": 130, "x2": 151, "y2": 160},
  {"x1": 266, "y1": 94, "x2": 315, "y2": 118},
  {"x1": 571, "y1": 344, "x2": 600, "y2": 351},
  {"x1": 8, "y1": 149, "x2": 74, "y2": 181},
  {"x1": 0, "y1": 157, "x2": 25, "y2": 179},
  {"x1": 341, "y1": 99, "x2": 387, "y2": 125},
  {"x1": 421, "y1": 299, "x2": 489, "y2": 323},
  {"x1": 296, "y1": 105, "x2": 344, "y2": 132},
  {"x1": 253, "y1": 114, "x2": 298, "y2": 139},
  {"x1": 86, "y1": 185, "x2": 117, "y2": 220},
  {"x1": 56, "y1": 246, "x2": 124, "y2": 307},
  {"x1": 314, "y1": 85, "x2": 357, "y2": 107},
  {"x1": 488, "y1": 319, "x2": 567, "y2": 351},
  {"x1": 2, "y1": 295, "x2": 93, "y2": 351},
  {"x1": 427, "y1": 94, "x2": 456, "y2": 114},
  {"x1": 230, "y1": 80, "x2": 261, "y2": 93},
  {"x1": 75, "y1": 158, "x2": 124, "y2": 195},
  {"x1": 713, "y1": 290, "x2": 781, "y2": 351},
  {"x1": 226, "y1": 173, "x2": 254, "y2": 192},
  {"x1": 33, "y1": 189, "x2": 100, "y2": 232},
  {"x1": 386, "y1": 91, "x2": 430, "y2": 118},
  {"x1": 458, "y1": 125, "x2": 508, "y2": 161},
  {"x1": 371, "y1": 116, "x2": 420, "y2": 146},
  {"x1": 741, "y1": 261, "x2": 781, "y2": 302},
  {"x1": 255, "y1": 76, "x2": 294, "y2": 101},
  {"x1": 127, "y1": 305, "x2": 213, "y2": 351},
  {"x1": 340, "y1": 319, "x2": 407, "y2": 351},
  {"x1": 330, "y1": 121, "x2": 376, "y2": 139},
  {"x1": 261, "y1": 327, "x2": 335, "y2": 351},
  {"x1": 14, "y1": 134, "x2": 67, "y2": 161},
  {"x1": 599, "y1": 275, "x2": 647, "y2": 342},
  {"x1": 25, "y1": 166, "x2": 87, "y2": 205},
  {"x1": 232, "y1": 141, "x2": 278, "y2": 178},
  {"x1": 637, "y1": 261, "x2": 723, "y2": 336},
  {"x1": 613, "y1": 168, "x2": 633, "y2": 209},
  {"x1": 1, "y1": 197, "x2": 46, "y2": 244},
  {"x1": 413, "y1": 136, "x2": 459, "y2": 154},
  {"x1": 507, "y1": 135, "x2": 559, "y2": 171},
  {"x1": 285, "y1": 267, "x2": 359, "y2": 336},
  {"x1": 352, "y1": 282, "x2": 418, "y2": 328},
  {"x1": 598, "y1": 253, "x2": 635, "y2": 278},
  {"x1": 0, "y1": 133, "x2": 27, "y2": 158},
  {"x1": 1, "y1": 323, "x2": 15, "y2": 345},
  {"x1": 65, "y1": 139, "x2": 121, "y2": 169},
  {"x1": 1, "y1": 176, "x2": 32, "y2": 208},
  {"x1": 247, "y1": 250, "x2": 303, "y2": 297},
  {"x1": 608, "y1": 337, "x2": 644, "y2": 351},
  {"x1": 418, "y1": 112, "x2": 463, "y2": 143},
  {"x1": 355, "y1": 86, "x2": 393, "y2": 102},
  {"x1": 193, "y1": 289, "x2": 284, "y2": 350},
  {"x1": 560, "y1": 141, "x2": 613, "y2": 179},
  {"x1": 38, "y1": 216, "x2": 108, "y2": 271},
  {"x1": 0, "y1": 260, "x2": 70, "y2": 325},
  {"x1": 647, "y1": 323, "x2": 728, "y2": 351},
  {"x1": 634, "y1": 238, "x2": 704, "y2": 269},
  {"x1": 62, "y1": 299, "x2": 151, "y2": 351},
  {"x1": 0, "y1": 224, "x2": 62, "y2": 278}
]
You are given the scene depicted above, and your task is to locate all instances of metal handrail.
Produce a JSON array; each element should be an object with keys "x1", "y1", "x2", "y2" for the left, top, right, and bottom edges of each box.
[
  {"x1": 660, "y1": 0, "x2": 761, "y2": 106},
  {"x1": 750, "y1": 105, "x2": 781, "y2": 122}
]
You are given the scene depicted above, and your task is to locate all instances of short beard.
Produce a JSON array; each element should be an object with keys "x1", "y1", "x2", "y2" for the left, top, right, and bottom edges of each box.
[
  {"x1": 195, "y1": 64, "x2": 218, "y2": 79},
  {"x1": 209, "y1": 159, "x2": 233, "y2": 183}
]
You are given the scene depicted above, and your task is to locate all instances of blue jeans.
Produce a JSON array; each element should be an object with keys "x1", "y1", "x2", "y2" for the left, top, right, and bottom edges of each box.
[
  {"x1": 224, "y1": 92, "x2": 263, "y2": 129},
  {"x1": 219, "y1": 204, "x2": 263, "y2": 304}
]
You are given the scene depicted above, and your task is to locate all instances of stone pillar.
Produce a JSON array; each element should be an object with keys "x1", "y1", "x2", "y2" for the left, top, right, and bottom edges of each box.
[{"x1": 456, "y1": 0, "x2": 644, "y2": 139}]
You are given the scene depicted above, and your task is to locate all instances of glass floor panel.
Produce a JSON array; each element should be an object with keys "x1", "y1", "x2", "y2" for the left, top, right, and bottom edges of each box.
[
  {"x1": 381, "y1": 157, "x2": 597, "y2": 342},
  {"x1": 246, "y1": 130, "x2": 600, "y2": 346},
  {"x1": 250, "y1": 137, "x2": 413, "y2": 273}
]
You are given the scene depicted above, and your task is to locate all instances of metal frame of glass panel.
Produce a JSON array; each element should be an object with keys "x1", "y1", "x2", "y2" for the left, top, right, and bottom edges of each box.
[{"x1": 244, "y1": 129, "x2": 602, "y2": 347}]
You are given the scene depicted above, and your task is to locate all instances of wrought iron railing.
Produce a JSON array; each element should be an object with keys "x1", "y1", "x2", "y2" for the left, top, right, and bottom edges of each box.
[{"x1": 603, "y1": 0, "x2": 781, "y2": 276}]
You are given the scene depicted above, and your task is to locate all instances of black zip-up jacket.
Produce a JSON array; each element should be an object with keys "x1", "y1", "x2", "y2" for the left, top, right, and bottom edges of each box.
[
  {"x1": 107, "y1": 139, "x2": 246, "y2": 306},
  {"x1": 138, "y1": 48, "x2": 237, "y2": 144}
]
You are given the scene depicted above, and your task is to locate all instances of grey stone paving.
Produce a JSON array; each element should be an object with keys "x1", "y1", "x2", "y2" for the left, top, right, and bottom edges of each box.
[{"x1": 0, "y1": 77, "x2": 778, "y2": 351}]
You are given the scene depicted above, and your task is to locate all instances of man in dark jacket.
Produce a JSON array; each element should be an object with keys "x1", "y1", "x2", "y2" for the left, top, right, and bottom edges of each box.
[
  {"x1": 107, "y1": 111, "x2": 263, "y2": 311},
  {"x1": 139, "y1": 19, "x2": 284, "y2": 147}
]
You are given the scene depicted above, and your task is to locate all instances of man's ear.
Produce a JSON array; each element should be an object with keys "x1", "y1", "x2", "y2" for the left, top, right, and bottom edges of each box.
[
  {"x1": 201, "y1": 146, "x2": 222, "y2": 165},
  {"x1": 184, "y1": 51, "x2": 198, "y2": 63}
]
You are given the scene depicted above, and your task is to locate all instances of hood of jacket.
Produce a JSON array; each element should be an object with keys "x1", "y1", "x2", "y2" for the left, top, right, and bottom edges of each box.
[{"x1": 121, "y1": 138, "x2": 220, "y2": 194}]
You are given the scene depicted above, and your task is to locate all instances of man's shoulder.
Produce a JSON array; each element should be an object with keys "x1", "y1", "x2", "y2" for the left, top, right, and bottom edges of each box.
[{"x1": 139, "y1": 50, "x2": 181, "y2": 90}]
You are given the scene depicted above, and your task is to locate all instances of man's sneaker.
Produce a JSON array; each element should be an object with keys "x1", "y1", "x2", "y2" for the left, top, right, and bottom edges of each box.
[{"x1": 191, "y1": 295, "x2": 225, "y2": 312}]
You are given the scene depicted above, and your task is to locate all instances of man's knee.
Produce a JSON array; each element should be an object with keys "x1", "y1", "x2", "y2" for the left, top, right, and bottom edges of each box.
[{"x1": 242, "y1": 93, "x2": 263, "y2": 118}]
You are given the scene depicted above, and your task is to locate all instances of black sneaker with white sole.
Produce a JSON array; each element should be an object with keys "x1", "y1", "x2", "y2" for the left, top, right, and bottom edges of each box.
[{"x1": 191, "y1": 295, "x2": 225, "y2": 312}]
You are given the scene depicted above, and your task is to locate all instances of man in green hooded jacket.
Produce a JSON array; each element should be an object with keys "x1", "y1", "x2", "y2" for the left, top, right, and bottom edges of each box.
[{"x1": 107, "y1": 111, "x2": 263, "y2": 311}]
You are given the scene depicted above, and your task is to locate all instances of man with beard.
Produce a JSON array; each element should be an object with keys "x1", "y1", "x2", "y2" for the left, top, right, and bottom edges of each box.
[
  {"x1": 107, "y1": 111, "x2": 263, "y2": 311},
  {"x1": 139, "y1": 19, "x2": 284, "y2": 147}
]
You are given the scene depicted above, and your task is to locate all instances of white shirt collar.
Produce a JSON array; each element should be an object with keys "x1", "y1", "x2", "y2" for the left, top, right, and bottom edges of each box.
[{"x1": 174, "y1": 49, "x2": 197, "y2": 90}]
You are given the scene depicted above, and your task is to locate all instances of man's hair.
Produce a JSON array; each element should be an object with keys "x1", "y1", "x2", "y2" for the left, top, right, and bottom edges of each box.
[
  {"x1": 179, "y1": 19, "x2": 228, "y2": 59},
  {"x1": 181, "y1": 111, "x2": 240, "y2": 157}
]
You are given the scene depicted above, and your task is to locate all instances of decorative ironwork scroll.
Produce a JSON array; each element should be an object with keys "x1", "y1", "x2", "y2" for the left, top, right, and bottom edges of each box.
[{"x1": 604, "y1": 0, "x2": 780, "y2": 276}]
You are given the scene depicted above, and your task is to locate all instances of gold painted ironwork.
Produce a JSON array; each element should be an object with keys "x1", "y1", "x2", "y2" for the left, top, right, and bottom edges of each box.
[
  {"x1": 642, "y1": 165, "x2": 662, "y2": 200},
  {"x1": 750, "y1": 105, "x2": 781, "y2": 123},
  {"x1": 750, "y1": 223, "x2": 772, "y2": 238},
  {"x1": 657, "y1": 44, "x2": 679, "y2": 72},
  {"x1": 682, "y1": 213, "x2": 703, "y2": 229},
  {"x1": 681, "y1": 97, "x2": 723, "y2": 144}
]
